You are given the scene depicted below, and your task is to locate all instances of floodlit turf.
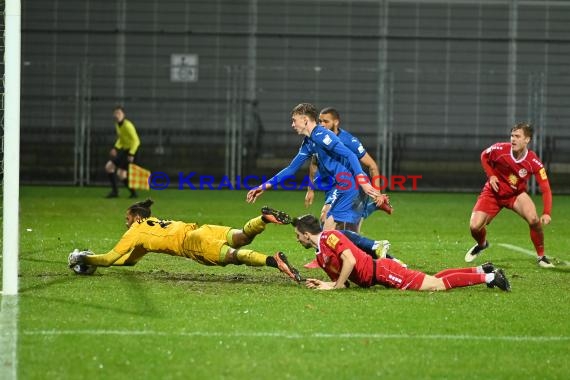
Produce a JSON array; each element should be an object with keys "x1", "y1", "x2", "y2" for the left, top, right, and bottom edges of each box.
[{"x1": 3, "y1": 186, "x2": 570, "y2": 379}]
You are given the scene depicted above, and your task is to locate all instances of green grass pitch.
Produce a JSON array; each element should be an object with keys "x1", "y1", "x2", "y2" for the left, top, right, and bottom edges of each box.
[{"x1": 4, "y1": 186, "x2": 570, "y2": 379}]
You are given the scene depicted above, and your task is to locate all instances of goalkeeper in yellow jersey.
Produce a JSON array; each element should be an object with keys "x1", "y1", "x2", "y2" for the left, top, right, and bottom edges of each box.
[
  {"x1": 105, "y1": 105, "x2": 140, "y2": 199},
  {"x1": 68, "y1": 199, "x2": 301, "y2": 282}
]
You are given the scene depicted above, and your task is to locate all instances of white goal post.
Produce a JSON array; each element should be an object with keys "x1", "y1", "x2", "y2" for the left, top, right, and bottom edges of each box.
[{"x1": 2, "y1": 0, "x2": 21, "y2": 296}]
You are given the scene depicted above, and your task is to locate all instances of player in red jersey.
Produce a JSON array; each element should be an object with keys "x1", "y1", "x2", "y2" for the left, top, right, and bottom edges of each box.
[
  {"x1": 465, "y1": 123, "x2": 554, "y2": 268},
  {"x1": 292, "y1": 214, "x2": 510, "y2": 291}
]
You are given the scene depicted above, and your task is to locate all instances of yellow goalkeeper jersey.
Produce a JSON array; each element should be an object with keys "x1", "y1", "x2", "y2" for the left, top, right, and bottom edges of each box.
[
  {"x1": 109, "y1": 217, "x2": 198, "y2": 258},
  {"x1": 114, "y1": 118, "x2": 140, "y2": 155}
]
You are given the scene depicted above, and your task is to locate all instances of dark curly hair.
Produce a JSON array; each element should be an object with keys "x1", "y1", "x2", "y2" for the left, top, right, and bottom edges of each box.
[
  {"x1": 127, "y1": 198, "x2": 153, "y2": 218},
  {"x1": 291, "y1": 214, "x2": 322, "y2": 234}
]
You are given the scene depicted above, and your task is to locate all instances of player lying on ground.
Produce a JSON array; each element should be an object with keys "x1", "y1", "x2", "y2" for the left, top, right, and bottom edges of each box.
[
  {"x1": 465, "y1": 122, "x2": 554, "y2": 268},
  {"x1": 303, "y1": 229, "x2": 406, "y2": 269},
  {"x1": 68, "y1": 199, "x2": 301, "y2": 282},
  {"x1": 292, "y1": 214, "x2": 511, "y2": 292}
]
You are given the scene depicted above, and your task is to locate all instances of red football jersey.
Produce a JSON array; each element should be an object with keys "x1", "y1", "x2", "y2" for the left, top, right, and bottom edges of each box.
[
  {"x1": 481, "y1": 142, "x2": 550, "y2": 197},
  {"x1": 316, "y1": 230, "x2": 374, "y2": 287}
]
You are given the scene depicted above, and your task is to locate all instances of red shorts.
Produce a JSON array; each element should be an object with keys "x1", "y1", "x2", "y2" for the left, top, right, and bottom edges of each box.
[
  {"x1": 473, "y1": 186, "x2": 518, "y2": 218},
  {"x1": 375, "y1": 258, "x2": 426, "y2": 290}
]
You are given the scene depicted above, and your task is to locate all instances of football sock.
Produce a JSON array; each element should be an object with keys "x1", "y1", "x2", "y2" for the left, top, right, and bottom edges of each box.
[
  {"x1": 340, "y1": 230, "x2": 377, "y2": 257},
  {"x1": 434, "y1": 267, "x2": 476, "y2": 278},
  {"x1": 266, "y1": 256, "x2": 277, "y2": 268},
  {"x1": 235, "y1": 249, "x2": 267, "y2": 266},
  {"x1": 529, "y1": 222, "x2": 545, "y2": 256},
  {"x1": 242, "y1": 216, "x2": 266, "y2": 238},
  {"x1": 108, "y1": 173, "x2": 118, "y2": 193},
  {"x1": 471, "y1": 226, "x2": 487, "y2": 247},
  {"x1": 441, "y1": 273, "x2": 486, "y2": 289}
]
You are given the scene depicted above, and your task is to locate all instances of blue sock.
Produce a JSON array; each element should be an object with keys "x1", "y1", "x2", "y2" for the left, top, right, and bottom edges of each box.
[
  {"x1": 340, "y1": 230, "x2": 377, "y2": 257},
  {"x1": 363, "y1": 199, "x2": 378, "y2": 218}
]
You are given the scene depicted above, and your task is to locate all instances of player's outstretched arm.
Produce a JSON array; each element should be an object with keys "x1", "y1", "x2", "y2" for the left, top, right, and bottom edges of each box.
[
  {"x1": 83, "y1": 250, "x2": 123, "y2": 267},
  {"x1": 359, "y1": 180, "x2": 380, "y2": 199},
  {"x1": 304, "y1": 188, "x2": 314, "y2": 208},
  {"x1": 335, "y1": 249, "x2": 356, "y2": 288},
  {"x1": 305, "y1": 157, "x2": 318, "y2": 207},
  {"x1": 305, "y1": 278, "x2": 336, "y2": 290},
  {"x1": 359, "y1": 153, "x2": 381, "y2": 189},
  {"x1": 247, "y1": 182, "x2": 274, "y2": 203},
  {"x1": 537, "y1": 172, "x2": 552, "y2": 225}
]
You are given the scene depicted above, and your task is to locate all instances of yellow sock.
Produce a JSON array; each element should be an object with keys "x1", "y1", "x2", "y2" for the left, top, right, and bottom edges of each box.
[
  {"x1": 242, "y1": 216, "x2": 266, "y2": 238},
  {"x1": 235, "y1": 249, "x2": 267, "y2": 267}
]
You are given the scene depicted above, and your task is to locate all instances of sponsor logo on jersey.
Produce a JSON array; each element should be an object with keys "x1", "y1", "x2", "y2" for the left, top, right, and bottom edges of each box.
[
  {"x1": 357, "y1": 145, "x2": 365, "y2": 154},
  {"x1": 539, "y1": 168, "x2": 548, "y2": 180},
  {"x1": 323, "y1": 134, "x2": 332, "y2": 145},
  {"x1": 326, "y1": 233, "x2": 340, "y2": 249},
  {"x1": 518, "y1": 168, "x2": 528, "y2": 178},
  {"x1": 508, "y1": 173, "x2": 518, "y2": 187},
  {"x1": 388, "y1": 274, "x2": 403, "y2": 284}
]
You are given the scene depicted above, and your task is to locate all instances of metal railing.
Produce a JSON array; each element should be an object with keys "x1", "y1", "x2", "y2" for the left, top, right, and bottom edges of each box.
[{"x1": 19, "y1": 63, "x2": 570, "y2": 193}]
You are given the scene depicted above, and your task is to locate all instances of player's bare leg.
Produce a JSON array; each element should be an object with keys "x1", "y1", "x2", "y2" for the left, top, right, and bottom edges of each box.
[
  {"x1": 513, "y1": 193, "x2": 554, "y2": 268},
  {"x1": 322, "y1": 215, "x2": 336, "y2": 231},
  {"x1": 320, "y1": 204, "x2": 331, "y2": 226},
  {"x1": 465, "y1": 211, "x2": 491, "y2": 262}
]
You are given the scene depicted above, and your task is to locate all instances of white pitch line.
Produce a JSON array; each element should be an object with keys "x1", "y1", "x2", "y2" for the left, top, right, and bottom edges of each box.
[
  {"x1": 498, "y1": 243, "x2": 537, "y2": 257},
  {"x1": 21, "y1": 329, "x2": 570, "y2": 342},
  {"x1": 498, "y1": 243, "x2": 570, "y2": 265},
  {"x1": 0, "y1": 296, "x2": 19, "y2": 380}
]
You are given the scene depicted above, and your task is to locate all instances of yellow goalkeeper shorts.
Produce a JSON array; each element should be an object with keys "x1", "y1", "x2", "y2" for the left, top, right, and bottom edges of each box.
[{"x1": 182, "y1": 224, "x2": 234, "y2": 265}]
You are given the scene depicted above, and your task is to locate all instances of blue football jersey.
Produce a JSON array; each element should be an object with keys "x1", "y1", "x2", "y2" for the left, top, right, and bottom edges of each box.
[
  {"x1": 267, "y1": 125, "x2": 365, "y2": 188},
  {"x1": 314, "y1": 128, "x2": 367, "y2": 188},
  {"x1": 337, "y1": 129, "x2": 366, "y2": 160}
]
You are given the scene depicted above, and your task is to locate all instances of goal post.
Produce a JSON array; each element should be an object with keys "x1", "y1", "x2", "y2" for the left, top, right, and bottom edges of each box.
[{"x1": 2, "y1": 0, "x2": 21, "y2": 296}]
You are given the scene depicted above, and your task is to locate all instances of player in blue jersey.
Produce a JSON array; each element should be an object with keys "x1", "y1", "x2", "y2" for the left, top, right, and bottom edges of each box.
[
  {"x1": 304, "y1": 107, "x2": 392, "y2": 231},
  {"x1": 246, "y1": 103, "x2": 381, "y2": 229}
]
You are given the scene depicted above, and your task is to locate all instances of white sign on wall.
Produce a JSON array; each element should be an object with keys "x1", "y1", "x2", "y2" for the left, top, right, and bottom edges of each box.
[{"x1": 170, "y1": 54, "x2": 198, "y2": 82}]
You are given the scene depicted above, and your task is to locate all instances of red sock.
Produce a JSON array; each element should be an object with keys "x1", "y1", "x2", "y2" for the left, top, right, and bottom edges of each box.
[
  {"x1": 471, "y1": 226, "x2": 487, "y2": 247},
  {"x1": 441, "y1": 273, "x2": 486, "y2": 289},
  {"x1": 529, "y1": 223, "x2": 544, "y2": 256},
  {"x1": 434, "y1": 267, "x2": 477, "y2": 278}
]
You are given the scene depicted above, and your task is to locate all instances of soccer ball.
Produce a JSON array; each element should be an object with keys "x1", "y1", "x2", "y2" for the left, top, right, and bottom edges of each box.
[
  {"x1": 69, "y1": 249, "x2": 97, "y2": 275},
  {"x1": 72, "y1": 262, "x2": 97, "y2": 275}
]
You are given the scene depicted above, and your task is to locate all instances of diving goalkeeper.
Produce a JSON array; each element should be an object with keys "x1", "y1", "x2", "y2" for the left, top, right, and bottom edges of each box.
[{"x1": 68, "y1": 199, "x2": 301, "y2": 282}]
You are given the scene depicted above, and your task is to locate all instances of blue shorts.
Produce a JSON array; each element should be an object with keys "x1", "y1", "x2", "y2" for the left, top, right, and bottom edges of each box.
[
  {"x1": 327, "y1": 188, "x2": 377, "y2": 221},
  {"x1": 354, "y1": 190, "x2": 378, "y2": 219},
  {"x1": 326, "y1": 187, "x2": 361, "y2": 224}
]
